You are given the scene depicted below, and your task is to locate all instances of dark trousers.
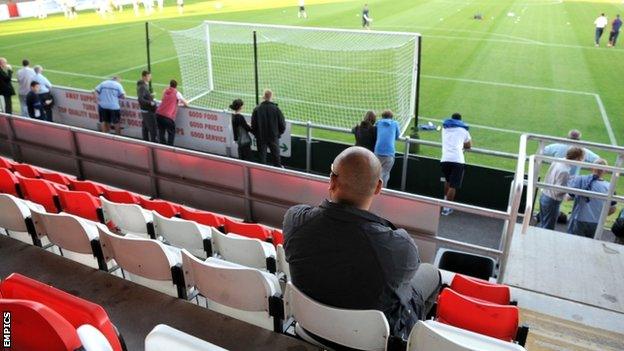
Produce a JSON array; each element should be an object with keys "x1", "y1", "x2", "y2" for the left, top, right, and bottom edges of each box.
[
  {"x1": 257, "y1": 137, "x2": 281, "y2": 167},
  {"x1": 595, "y1": 27, "x2": 605, "y2": 44},
  {"x1": 609, "y1": 30, "x2": 620, "y2": 46},
  {"x1": 38, "y1": 93, "x2": 53, "y2": 122},
  {"x1": 156, "y1": 114, "x2": 176, "y2": 146},
  {"x1": 238, "y1": 144, "x2": 252, "y2": 161},
  {"x1": 141, "y1": 111, "x2": 158, "y2": 142},
  {"x1": 1, "y1": 94, "x2": 12, "y2": 115}
]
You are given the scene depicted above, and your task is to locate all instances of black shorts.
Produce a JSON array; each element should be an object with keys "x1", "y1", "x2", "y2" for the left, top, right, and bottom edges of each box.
[
  {"x1": 299, "y1": 6, "x2": 305, "y2": 11},
  {"x1": 441, "y1": 162, "x2": 465, "y2": 189},
  {"x1": 99, "y1": 107, "x2": 121, "y2": 124}
]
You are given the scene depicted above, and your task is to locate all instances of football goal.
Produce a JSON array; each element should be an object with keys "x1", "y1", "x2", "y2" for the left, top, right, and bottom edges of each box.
[{"x1": 167, "y1": 21, "x2": 421, "y2": 132}]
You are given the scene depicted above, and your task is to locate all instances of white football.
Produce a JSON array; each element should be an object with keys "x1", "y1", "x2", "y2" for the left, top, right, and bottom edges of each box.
[{"x1": 214, "y1": 1, "x2": 222, "y2": 10}]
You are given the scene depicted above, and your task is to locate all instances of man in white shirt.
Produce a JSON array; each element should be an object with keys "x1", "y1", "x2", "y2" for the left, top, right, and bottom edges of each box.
[
  {"x1": 16, "y1": 59, "x2": 36, "y2": 117},
  {"x1": 298, "y1": 0, "x2": 307, "y2": 19},
  {"x1": 440, "y1": 113, "x2": 471, "y2": 216},
  {"x1": 594, "y1": 13, "x2": 608, "y2": 46}
]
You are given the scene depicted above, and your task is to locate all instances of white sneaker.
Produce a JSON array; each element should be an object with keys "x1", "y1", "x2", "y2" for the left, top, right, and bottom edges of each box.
[{"x1": 441, "y1": 207, "x2": 454, "y2": 216}]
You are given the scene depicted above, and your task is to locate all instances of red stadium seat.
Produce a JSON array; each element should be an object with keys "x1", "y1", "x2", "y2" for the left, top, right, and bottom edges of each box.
[
  {"x1": 103, "y1": 188, "x2": 141, "y2": 204},
  {"x1": 436, "y1": 288, "x2": 519, "y2": 342},
  {"x1": 450, "y1": 274, "x2": 511, "y2": 305},
  {"x1": 17, "y1": 175, "x2": 62, "y2": 213},
  {"x1": 57, "y1": 189, "x2": 103, "y2": 222},
  {"x1": 40, "y1": 170, "x2": 74, "y2": 187},
  {"x1": 180, "y1": 206, "x2": 225, "y2": 228},
  {"x1": 1, "y1": 273, "x2": 124, "y2": 351},
  {"x1": 0, "y1": 299, "x2": 83, "y2": 351},
  {"x1": 0, "y1": 168, "x2": 21, "y2": 197},
  {"x1": 140, "y1": 198, "x2": 181, "y2": 218},
  {"x1": 272, "y1": 229, "x2": 284, "y2": 246},
  {"x1": 13, "y1": 163, "x2": 41, "y2": 178},
  {"x1": 0, "y1": 156, "x2": 16, "y2": 170},
  {"x1": 69, "y1": 179, "x2": 106, "y2": 197},
  {"x1": 224, "y1": 218, "x2": 272, "y2": 241}
]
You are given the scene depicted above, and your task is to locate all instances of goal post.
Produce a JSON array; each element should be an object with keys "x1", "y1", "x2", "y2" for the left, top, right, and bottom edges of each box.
[{"x1": 167, "y1": 21, "x2": 421, "y2": 133}]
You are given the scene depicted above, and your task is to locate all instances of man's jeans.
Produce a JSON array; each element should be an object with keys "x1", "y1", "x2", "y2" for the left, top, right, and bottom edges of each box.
[
  {"x1": 377, "y1": 155, "x2": 395, "y2": 187},
  {"x1": 596, "y1": 27, "x2": 605, "y2": 44},
  {"x1": 18, "y1": 94, "x2": 28, "y2": 116},
  {"x1": 538, "y1": 194, "x2": 561, "y2": 230},
  {"x1": 568, "y1": 219, "x2": 597, "y2": 238}
]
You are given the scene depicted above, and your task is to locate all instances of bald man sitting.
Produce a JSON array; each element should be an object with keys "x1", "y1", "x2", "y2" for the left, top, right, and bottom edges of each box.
[{"x1": 283, "y1": 146, "x2": 441, "y2": 339}]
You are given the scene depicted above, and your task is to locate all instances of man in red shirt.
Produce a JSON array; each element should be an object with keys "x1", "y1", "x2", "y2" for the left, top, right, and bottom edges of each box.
[{"x1": 155, "y1": 79, "x2": 188, "y2": 145}]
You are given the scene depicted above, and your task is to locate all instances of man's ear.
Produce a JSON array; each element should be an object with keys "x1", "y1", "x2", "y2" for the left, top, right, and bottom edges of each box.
[
  {"x1": 373, "y1": 179, "x2": 382, "y2": 195},
  {"x1": 329, "y1": 176, "x2": 338, "y2": 192}
]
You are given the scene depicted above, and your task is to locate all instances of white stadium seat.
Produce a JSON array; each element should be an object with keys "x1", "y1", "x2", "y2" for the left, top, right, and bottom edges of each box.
[
  {"x1": 97, "y1": 224, "x2": 187, "y2": 298},
  {"x1": 0, "y1": 193, "x2": 47, "y2": 245},
  {"x1": 101, "y1": 197, "x2": 153, "y2": 239},
  {"x1": 76, "y1": 324, "x2": 114, "y2": 351},
  {"x1": 145, "y1": 324, "x2": 227, "y2": 351},
  {"x1": 284, "y1": 282, "x2": 390, "y2": 351},
  {"x1": 30, "y1": 209, "x2": 109, "y2": 270},
  {"x1": 276, "y1": 244, "x2": 290, "y2": 282},
  {"x1": 212, "y1": 230, "x2": 276, "y2": 272},
  {"x1": 152, "y1": 211, "x2": 214, "y2": 259},
  {"x1": 407, "y1": 320, "x2": 527, "y2": 351},
  {"x1": 181, "y1": 251, "x2": 282, "y2": 331}
]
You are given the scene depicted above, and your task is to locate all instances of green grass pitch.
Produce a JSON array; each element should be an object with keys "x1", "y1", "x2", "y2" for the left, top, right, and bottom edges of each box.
[{"x1": 1, "y1": 0, "x2": 623, "y2": 172}]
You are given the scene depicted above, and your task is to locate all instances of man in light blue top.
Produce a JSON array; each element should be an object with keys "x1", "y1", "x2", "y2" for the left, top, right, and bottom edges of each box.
[
  {"x1": 567, "y1": 159, "x2": 617, "y2": 238},
  {"x1": 94, "y1": 76, "x2": 126, "y2": 134},
  {"x1": 374, "y1": 110, "x2": 400, "y2": 187},
  {"x1": 32, "y1": 65, "x2": 54, "y2": 121},
  {"x1": 17, "y1": 59, "x2": 36, "y2": 116},
  {"x1": 542, "y1": 129, "x2": 599, "y2": 175}
]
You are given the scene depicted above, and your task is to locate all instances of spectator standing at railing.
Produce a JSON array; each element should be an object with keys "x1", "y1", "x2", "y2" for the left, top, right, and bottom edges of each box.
[
  {"x1": 538, "y1": 147, "x2": 585, "y2": 230},
  {"x1": 94, "y1": 76, "x2": 125, "y2": 134},
  {"x1": 251, "y1": 89, "x2": 286, "y2": 167},
  {"x1": 0, "y1": 58, "x2": 15, "y2": 115},
  {"x1": 352, "y1": 110, "x2": 377, "y2": 152},
  {"x1": 32, "y1": 65, "x2": 54, "y2": 122},
  {"x1": 374, "y1": 110, "x2": 400, "y2": 187},
  {"x1": 155, "y1": 79, "x2": 188, "y2": 146},
  {"x1": 26, "y1": 82, "x2": 45, "y2": 120},
  {"x1": 567, "y1": 159, "x2": 617, "y2": 238},
  {"x1": 17, "y1": 59, "x2": 36, "y2": 117},
  {"x1": 440, "y1": 113, "x2": 471, "y2": 216},
  {"x1": 230, "y1": 99, "x2": 253, "y2": 161},
  {"x1": 137, "y1": 70, "x2": 158, "y2": 142},
  {"x1": 542, "y1": 129, "x2": 599, "y2": 175}
]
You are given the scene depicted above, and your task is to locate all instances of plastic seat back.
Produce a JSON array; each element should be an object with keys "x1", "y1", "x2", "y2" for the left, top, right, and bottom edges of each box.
[
  {"x1": 212, "y1": 230, "x2": 272, "y2": 270},
  {"x1": 284, "y1": 282, "x2": 390, "y2": 351},
  {"x1": 153, "y1": 212, "x2": 211, "y2": 258},
  {"x1": 0, "y1": 167, "x2": 21, "y2": 197},
  {"x1": 0, "y1": 156, "x2": 15, "y2": 170},
  {"x1": 0, "y1": 194, "x2": 33, "y2": 232},
  {"x1": 180, "y1": 206, "x2": 225, "y2": 228},
  {"x1": 277, "y1": 244, "x2": 290, "y2": 281},
  {"x1": 58, "y1": 189, "x2": 103, "y2": 222},
  {"x1": 0, "y1": 298, "x2": 83, "y2": 351},
  {"x1": 407, "y1": 320, "x2": 526, "y2": 351},
  {"x1": 70, "y1": 179, "x2": 106, "y2": 197},
  {"x1": 272, "y1": 229, "x2": 284, "y2": 246},
  {"x1": 225, "y1": 218, "x2": 271, "y2": 241},
  {"x1": 140, "y1": 198, "x2": 180, "y2": 218},
  {"x1": 450, "y1": 274, "x2": 511, "y2": 305},
  {"x1": 13, "y1": 163, "x2": 41, "y2": 178},
  {"x1": 1, "y1": 273, "x2": 123, "y2": 351},
  {"x1": 101, "y1": 197, "x2": 151, "y2": 237},
  {"x1": 103, "y1": 188, "x2": 141, "y2": 204},
  {"x1": 145, "y1": 324, "x2": 227, "y2": 351},
  {"x1": 40, "y1": 170, "x2": 74, "y2": 187},
  {"x1": 18, "y1": 175, "x2": 61, "y2": 213},
  {"x1": 436, "y1": 288, "x2": 519, "y2": 342},
  {"x1": 30, "y1": 209, "x2": 97, "y2": 256}
]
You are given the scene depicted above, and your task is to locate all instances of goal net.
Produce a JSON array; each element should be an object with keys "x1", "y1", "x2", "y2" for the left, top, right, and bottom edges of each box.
[{"x1": 167, "y1": 21, "x2": 420, "y2": 132}]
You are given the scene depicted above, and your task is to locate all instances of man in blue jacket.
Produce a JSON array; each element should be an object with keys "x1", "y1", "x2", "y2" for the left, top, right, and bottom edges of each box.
[{"x1": 374, "y1": 110, "x2": 400, "y2": 187}]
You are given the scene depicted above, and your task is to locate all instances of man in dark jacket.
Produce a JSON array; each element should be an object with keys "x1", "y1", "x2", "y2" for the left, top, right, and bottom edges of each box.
[
  {"x1": 283, "y1": 146, "x2": 441, "y2": 339},
  {"x1": 137, "y1": 70, "x2": 158, "y2": 142},
  {"x1": 26, "y1": 81, "x2": 45, "y2": 119},
  {"x1": 251, "y1": 89, "x2": 286, "y2": 167},
  {"x1": 0, "y1": 58, "x2": 15, "y2": 115}
]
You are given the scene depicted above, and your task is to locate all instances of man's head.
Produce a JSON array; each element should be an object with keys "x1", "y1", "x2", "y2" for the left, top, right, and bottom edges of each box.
[
  {"x1": 263, "y1": 89, "x2": 273, "y2": 102},
  {"x1": 566, "y1": 147, "x2": 585, "y2": 161},
  {"x1": 111, "y1": 76, "x2": 121, "y2": 83},
  {"x1": 30, "y1": 81, "x2": 40, "y2": 93},
  {"x1": 567, "y1": 129, "x2": 582, "y2": 140},
  {"x1": 0, "y1": 58, "x2": 8, "y2": 68},
  {"x1": 451, "y1": 112, "x2": 462, "y2": 120},
  {"x1": 22, "y1": 59, "x2": 30, "y2": 67},
  {"x1": 329, "y1": 146, "x2": 382, "y2": 210},
  {"x1": 601, "y1": 13, "x2": 605, "y2": 16},
  {"x1": 381, "y1": 110, "x2": 393, "y2": 119},
  {"x1": 33, "y1": 65, "x2": 43, "y2": 74},
  {"x1": 592, "y1": 158, "x2": 607, "y2": 177},
  {"x1": 617, "y1": 14, "x2": 621, "y2": 19},
  {"x1": 141, "y1": 70, "x2": 151, "y2": 82},
  {"x1": 170, "y1": 79, "x2": 178, "y2": 88}
]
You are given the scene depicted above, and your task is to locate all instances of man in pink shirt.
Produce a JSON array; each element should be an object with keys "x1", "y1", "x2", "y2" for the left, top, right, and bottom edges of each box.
[{"x1": 155, "y1": 79, "x2": 188, "y2": 145}]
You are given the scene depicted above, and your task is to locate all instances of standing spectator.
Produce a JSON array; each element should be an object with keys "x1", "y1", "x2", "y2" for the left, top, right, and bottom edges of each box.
[
  {"x1": 251, "y1": 89, "x2": 286, "y2": 167},
  {"x1": 26, "y1": 82, "x2": 45, "y2": 120},
  {"x1": 608, "y1": 14, "x2": 622, "y2": 47},
  {"x1": 362, "y1": 3, "x2": 372, "y2": 29},
  {"x1": 567, "y1": 159, "x2": 617, "y2": 238},
  {"x1": 352, "y1": 110, "x2": 377, "y2": 152},
  {"x1": 17, "y1": 59, "x2": 36, "y2": 117},
  {"x1": 94, "y1": 76, "x2": 125, "y2": 134},
  {"x1": 543, "y1": 129, "x2": 599, "y2": 175},
  {"x1": 0, "y1": 58, "x2": 15, "y2": 115},
  {"x1": 136, "y1": 71, "x2": 157, "y2": 142},
  {"x1": 298, "y1": 0, "x2": 307, "y2": 19},
  {"x1": 440, "y1": 113, "x2": 471, "y2": 216},
  {"x1": 32, "y1": 65, "x2": 54, "y2": 121},
  {"x1": 283, "y1": 147, "x2": 441, "y2": 339},
  {"x1": 155, "y1": 79, "x2": 188, "y2": 146},
  {"x1": 538, "y1": 147, "x2": 585, "y2": 230},
  {"x1": 594, "y1": 13, "x2": 608, "y2": 46},
  {"x1": 231, "y1": 99, "x2": 252, "y2": 161},
  {"x1": 374, "y1": 110, "x2": 400, "y2": 187}
]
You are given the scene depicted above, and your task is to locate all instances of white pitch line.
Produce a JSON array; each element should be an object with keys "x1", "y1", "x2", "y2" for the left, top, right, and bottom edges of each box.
[
  {"x1": 593, "y1": 94, "x2": 617, "y2": 145},
  {"x1": 419, "y1": 116, "x2": 524, "y2": 135},
  {"x1": 108, "y1": 55, "x2": 181, "y2": 76}
]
